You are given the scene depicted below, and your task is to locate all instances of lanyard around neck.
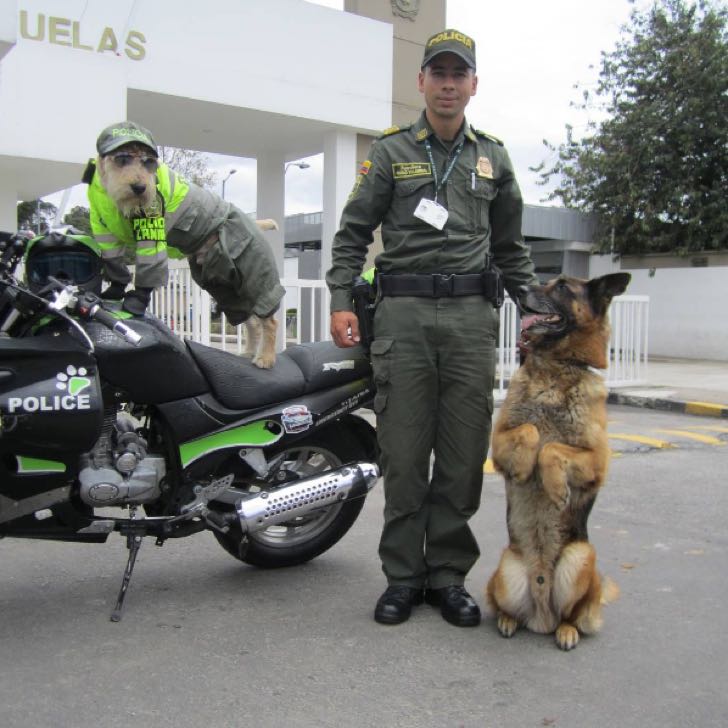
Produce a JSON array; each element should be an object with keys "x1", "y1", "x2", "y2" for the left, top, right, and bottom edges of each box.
[{"x1": 424, "y1": 137, "x2": 464, "y2": 203}]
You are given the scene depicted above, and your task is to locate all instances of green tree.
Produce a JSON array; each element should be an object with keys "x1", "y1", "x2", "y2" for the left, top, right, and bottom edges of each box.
[
  {"x1": 534, "y1": 0, "x2": 728, "y2": 256},
  {"x1": 17, "y1": 199, "x2": 58, "y2": 235},
  {"x1": 62, "y1": 205, "x2": 92, "y2": 234},
  {"x1": 159, "y1": 146, "x2": 218, "y2": 189}
]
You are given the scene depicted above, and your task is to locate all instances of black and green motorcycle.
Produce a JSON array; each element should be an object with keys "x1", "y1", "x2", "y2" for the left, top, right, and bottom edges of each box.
[{"x1": 0, "y1": 231, "x2": 378, "y2": 620}]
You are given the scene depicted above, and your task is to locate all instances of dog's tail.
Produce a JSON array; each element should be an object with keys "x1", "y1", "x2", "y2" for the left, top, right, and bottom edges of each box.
[
  {"x1": 255, "y1": 218, "x2": 279, "y2": 231},
  {"x1": 600, "y1": 575, "x2": 620, "y2": 605}
]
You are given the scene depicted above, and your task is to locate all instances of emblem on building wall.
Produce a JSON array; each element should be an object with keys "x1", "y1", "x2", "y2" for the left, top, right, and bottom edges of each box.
[{"x1": 391, "y1": 0, "x2": 420, "y2": 21}]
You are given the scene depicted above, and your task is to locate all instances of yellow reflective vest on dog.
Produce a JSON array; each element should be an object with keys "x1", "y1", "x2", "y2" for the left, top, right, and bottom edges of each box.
[
  {"x1": 86, "y1": 160, "x2": 188, "y2": 290},
  {"x1": 85, "y1": 159, "x2": 285, "y2": 323}
]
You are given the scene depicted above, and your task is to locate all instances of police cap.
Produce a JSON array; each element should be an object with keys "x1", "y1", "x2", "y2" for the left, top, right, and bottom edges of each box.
[
  {"x1": 96, "y1": 121, "x2": 158, "y2": 157},
  {"x1": 421, "y1": 29, "x2": 476, "y2": 70}
]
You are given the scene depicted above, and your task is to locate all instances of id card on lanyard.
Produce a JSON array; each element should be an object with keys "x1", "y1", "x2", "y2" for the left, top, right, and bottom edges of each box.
[{"x1": 413, "y1": 138, "x2": 464, "y2": 230}]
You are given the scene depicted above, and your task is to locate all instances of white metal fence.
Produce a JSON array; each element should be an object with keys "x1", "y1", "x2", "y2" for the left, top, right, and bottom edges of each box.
[{"x1": 150, "y1": 261, "x2": 649, "y2": 395}]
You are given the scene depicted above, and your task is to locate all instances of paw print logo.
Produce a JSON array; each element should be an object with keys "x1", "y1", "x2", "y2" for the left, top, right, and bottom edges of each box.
[{"x1": 56, "y1": 365, "x2": 91, "y2": 397}]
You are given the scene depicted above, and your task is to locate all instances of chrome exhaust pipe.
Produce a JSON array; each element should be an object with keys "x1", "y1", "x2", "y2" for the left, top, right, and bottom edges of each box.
[{"x1": 236, "y1": 462, "x2": 379, "y2": 534}]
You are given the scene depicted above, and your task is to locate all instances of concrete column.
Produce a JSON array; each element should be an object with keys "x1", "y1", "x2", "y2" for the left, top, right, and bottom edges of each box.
[
  {"x1": 256, "y1": 153, "x2": 286, "y2": 350},
  {"x1": 0, "y1": 188, "x2": 16, "y2": 232},
  {"x1": 256, "y1": 154, "x2": 285, "y2": 276},
  {"x1": 319, "y1": 131, "x2": 357, "y2": 341},
  {"x1": 321, "y1": 131, "x2": 357, "y2": 278}
]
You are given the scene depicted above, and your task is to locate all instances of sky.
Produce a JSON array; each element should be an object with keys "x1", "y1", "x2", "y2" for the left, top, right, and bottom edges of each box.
[{"x1": 46, "y1": 0, "x2": 648, "y2": 220}]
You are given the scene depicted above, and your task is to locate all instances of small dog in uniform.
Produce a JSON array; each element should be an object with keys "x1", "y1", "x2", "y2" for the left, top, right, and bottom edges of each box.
[
  {"x1": 486, "y1": 272, "x2": 630, "y2": 650},
  {"x1": 86, "y1": 121, "x2": 284, "y2": 368}
]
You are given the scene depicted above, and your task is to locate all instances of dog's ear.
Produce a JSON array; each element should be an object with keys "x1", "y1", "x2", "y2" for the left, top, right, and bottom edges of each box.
[
  {"x1": 587, "y1": 273, "x2": 631, "y2": 316},
  {"x1": 81, "y1": 158, "x2": 96, "y2": 185}
]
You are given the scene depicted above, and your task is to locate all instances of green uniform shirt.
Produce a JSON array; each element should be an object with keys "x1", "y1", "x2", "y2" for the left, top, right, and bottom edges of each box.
[{"x1": 326, "y1": 111, "x2": 536, "y2": 311}]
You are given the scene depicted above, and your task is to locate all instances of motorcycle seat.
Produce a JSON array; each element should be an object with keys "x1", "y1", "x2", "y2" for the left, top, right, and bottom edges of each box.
[
  {"x1": 285, "y1": 341, "x2": 371, "y2": 393},
  {"x1": 186, "y1": 340, "x2": 371, "y2": 410}
]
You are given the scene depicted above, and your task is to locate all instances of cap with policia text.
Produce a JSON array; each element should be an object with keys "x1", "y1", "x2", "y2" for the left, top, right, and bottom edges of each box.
[
  {"x1": 421, "y1": 29, "x2": 476, "y2": 70},
  {"x1": 96, "y1": 121, "x2": 158, "y2": 157}
]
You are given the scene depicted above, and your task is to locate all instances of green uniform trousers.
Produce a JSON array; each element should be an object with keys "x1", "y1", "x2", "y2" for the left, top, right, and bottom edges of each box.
[{"x1": 369, "y1": 294, "x2": 498, "y2": 589}]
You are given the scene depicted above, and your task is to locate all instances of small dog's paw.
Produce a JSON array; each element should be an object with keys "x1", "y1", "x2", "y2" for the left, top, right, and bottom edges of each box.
[
  {"x1": 555, "y1": 623, "x2": 580, "y2": 651},
  {"x1": 252, "y1": 353, "x2": 276, "y2": 369},
  {"x1": 497, "y1": 613, "x2": 519, "y2": 638}
]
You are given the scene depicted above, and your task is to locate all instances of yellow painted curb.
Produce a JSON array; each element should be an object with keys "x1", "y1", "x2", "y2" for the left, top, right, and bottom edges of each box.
[{"x1": 685, "y1": 401, "x2": 728, "y2": 417}]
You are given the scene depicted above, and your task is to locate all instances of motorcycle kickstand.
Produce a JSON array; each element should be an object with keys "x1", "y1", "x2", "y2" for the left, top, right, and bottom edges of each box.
[{"x1": 110, "y1": 532, "x2": 143, "y2": 622}]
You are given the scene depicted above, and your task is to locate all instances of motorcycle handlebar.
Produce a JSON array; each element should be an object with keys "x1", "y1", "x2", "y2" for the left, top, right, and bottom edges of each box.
[
  {"x1": 93, "y1": 307, "x2": 143, "y2": 346},
  {"x1": 73, "y1": 292, "x2": 142, "y2": 346}
]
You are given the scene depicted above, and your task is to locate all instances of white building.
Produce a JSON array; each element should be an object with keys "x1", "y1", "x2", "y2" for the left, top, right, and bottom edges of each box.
[{"x1": 0, "y1": 0, "x2": 395, "y2": 278}]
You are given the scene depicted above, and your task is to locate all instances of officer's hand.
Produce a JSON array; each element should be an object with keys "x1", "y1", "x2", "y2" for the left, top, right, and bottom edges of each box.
[{"x1": 330, "y1": 311, "x2": 360, "y2": 348}]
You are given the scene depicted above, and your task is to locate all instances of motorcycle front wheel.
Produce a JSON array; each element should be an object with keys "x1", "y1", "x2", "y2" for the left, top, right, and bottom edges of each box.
[{"x1": 213, "y1": 422, "x2": 374, "y2": 568}]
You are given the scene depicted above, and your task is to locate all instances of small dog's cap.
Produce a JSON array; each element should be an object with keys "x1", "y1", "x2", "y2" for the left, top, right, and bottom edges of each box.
[
  {"x1": 422, "y1": 29, "x2": 476, "y2": 70},
  {"x1": 96, "y1": 121, "x2": 158, "y2": 157}
]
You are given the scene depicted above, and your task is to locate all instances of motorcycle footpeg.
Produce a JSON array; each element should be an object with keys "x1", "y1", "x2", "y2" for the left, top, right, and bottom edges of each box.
[
  {"x1": 204, "y1": 510, "x2": 235, "y2": 534},
  {"x1": 180, "y1": 473, "x2": 235, "y2": 518},
  {"x1": 236, "y1": 462, "x2": 379, "y2": 534}
]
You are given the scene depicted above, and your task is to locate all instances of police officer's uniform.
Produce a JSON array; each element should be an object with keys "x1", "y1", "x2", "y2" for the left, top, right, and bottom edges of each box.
[{"x1": 326, "y1": 37, "x2": 537, "y2": 610}]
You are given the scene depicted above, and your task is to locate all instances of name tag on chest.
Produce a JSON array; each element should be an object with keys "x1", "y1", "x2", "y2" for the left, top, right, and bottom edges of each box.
[{"x1": 414, "y1": 198, "x2": 448, "y2": 230}]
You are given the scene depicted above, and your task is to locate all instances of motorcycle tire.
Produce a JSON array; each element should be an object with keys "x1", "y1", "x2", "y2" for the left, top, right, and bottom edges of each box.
[{"x1": 213, "y1": 420, "x2": 374, "y2": 568}]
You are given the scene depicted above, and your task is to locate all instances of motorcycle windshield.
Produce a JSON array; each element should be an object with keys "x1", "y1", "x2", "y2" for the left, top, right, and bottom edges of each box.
[{"x1": 27, "y1": 252, "x2": 99, "y2": 286}]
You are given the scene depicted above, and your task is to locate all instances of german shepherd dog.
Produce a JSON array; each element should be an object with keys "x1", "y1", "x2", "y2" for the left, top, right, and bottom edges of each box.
[
  {"x1": 486, "y1": 272, "x2": 631, "y2": 650},
  {"x1": 98, "y1": 143, "x2": 280, "y2": 368}
]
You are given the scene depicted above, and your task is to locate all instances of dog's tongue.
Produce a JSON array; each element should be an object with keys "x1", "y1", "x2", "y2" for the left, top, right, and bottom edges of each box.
[{"x1": 520, "y1": 314, "x2": 541, "y2": 332}]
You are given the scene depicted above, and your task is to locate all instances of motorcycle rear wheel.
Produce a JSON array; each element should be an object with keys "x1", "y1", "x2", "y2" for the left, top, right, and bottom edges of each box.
[{"x1": 213, "y1": 423, "x2": 373, "y2": 568}]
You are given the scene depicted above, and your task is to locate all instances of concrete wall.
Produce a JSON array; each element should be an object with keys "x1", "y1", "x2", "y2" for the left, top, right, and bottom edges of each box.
[
  {"x1": 0, "y1": 0, "x2": 393, "y2": 229},
  {"x1": 345, "y1": 0, "x2": 446, "y2": 126},
  {"x1": 590, "y1": 254, "x2": 728, "y2": 362},
  {"x1": 0, "y1": 0, "x2": 16, "y2": 60}
]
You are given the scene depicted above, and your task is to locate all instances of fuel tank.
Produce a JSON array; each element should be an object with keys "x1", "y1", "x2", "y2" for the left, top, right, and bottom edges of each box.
[{"x1": 82, "y1": 315, "x2": 209, "y2": 404}]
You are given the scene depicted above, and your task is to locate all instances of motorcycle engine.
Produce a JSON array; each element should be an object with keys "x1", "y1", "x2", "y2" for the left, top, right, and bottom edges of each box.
[{"x1": 79, "y1": 410, "x2": 166, "y2": 507}]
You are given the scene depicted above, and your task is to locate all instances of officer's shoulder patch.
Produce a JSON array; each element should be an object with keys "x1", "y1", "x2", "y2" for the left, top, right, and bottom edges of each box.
[
  {"x1": 378, "y1": 124, "x2": 411, "y2": 139},
  {"x1": 472, "y1": 127, "x2": 504, "y2": 146}
]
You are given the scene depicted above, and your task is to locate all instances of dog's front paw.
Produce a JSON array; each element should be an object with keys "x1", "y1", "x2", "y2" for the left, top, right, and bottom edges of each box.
[
  {"x1": 555, "y1": 623, "x2": 580, "y2": 651},
  {"x1": 539, "y1": 444, "x2": 570, "y2": 509},
  {"x1": 497, "y1": 613, "x2": 519, "y2": 638},
  {"x1": 510, "y1": 458, "x2": 537, "y2": 484},
  {"x1": 542, "y1": 480, "x2": 570, "y2": 510},
  {"x1": 494, "y1": 424, "x2": 540, "y2": 482},
  {"x1": 252, "y1": 352, "x2": 276, "y2": 369}
]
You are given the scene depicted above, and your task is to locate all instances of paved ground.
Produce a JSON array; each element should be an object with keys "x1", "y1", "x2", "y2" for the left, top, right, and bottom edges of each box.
[{"x1": 1, "y1": 404, "x2": 726, "y2": 728}]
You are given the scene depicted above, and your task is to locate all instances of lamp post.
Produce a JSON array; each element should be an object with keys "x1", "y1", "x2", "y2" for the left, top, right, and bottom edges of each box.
[
  {"x1": 285, "y1": 161, "x2": 311, "y2": 174},
  {"x1": 222, "y1": 169, "x2": 236, "y2": 199}
]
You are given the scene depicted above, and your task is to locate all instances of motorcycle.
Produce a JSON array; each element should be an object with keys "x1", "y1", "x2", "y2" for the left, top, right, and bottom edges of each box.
[{"x1": 0, "y1": 231, "x2": 379, "y2": 620}]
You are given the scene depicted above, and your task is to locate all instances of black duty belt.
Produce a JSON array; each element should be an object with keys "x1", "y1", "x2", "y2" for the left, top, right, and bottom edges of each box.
[{"x1": 378, "y1": 272, "x2": 503, "y2": 305}]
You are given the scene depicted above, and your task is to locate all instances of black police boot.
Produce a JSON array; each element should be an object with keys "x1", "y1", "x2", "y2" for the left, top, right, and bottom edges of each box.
[
  {"x1": 374, "y1": 586, "x2": 424, "y2": 625},
  {"x1": 425, "y1": 585, "x2": 481, "y2": 627}
]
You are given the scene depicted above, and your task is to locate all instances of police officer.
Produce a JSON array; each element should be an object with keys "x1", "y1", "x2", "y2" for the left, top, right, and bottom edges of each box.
[{"x1": 326, "y1": 29, "x2": 537, "y2": 626}]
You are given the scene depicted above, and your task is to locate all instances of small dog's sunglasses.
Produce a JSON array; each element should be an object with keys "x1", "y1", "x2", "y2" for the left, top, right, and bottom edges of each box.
[{"x1": 109, "y1": 152, "x2": 159, "y2": 173}]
